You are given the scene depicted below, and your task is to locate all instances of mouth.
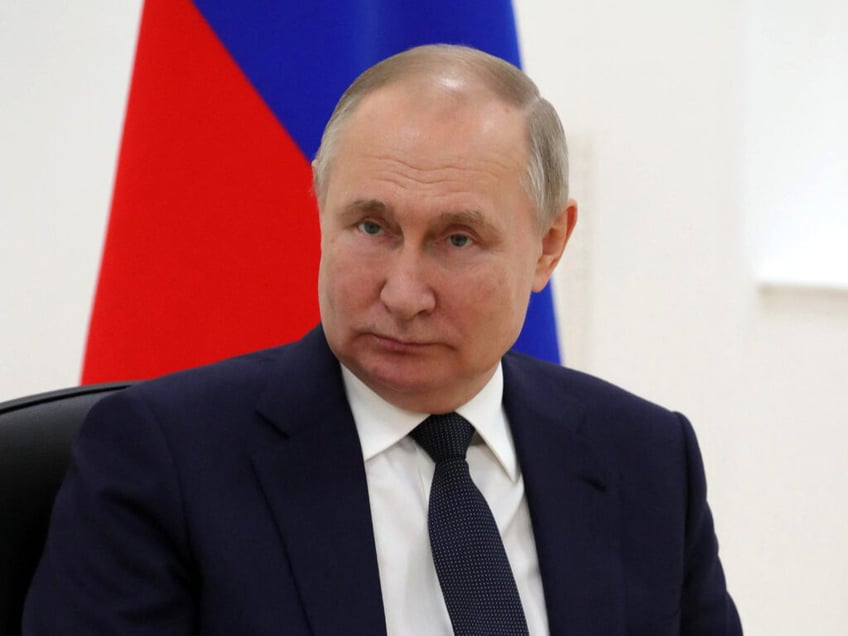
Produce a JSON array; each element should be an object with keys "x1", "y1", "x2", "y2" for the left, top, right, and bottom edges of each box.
[{"x1": 369, "y1": 333, "x2": 434, "y2": 353}]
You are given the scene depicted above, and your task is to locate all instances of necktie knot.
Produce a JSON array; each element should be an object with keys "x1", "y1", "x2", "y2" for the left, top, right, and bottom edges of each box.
[{"x1": 411, "y1": 412, "x2": 474, "y2": 462}]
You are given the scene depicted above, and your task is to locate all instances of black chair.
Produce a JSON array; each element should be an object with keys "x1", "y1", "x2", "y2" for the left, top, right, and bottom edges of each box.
[{"x1": 0, "y1": 382, "x2": 133, "y2": 636}]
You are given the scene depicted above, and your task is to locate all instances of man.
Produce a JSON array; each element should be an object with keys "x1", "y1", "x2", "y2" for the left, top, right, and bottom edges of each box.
[{"x1": 25, "y1": 45, "x2": 741, "y2": 634}]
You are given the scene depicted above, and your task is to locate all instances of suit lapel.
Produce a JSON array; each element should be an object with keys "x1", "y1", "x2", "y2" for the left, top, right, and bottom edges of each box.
[
  {"x1": 251, "y1": 328, "x2": 387, "y2": 636},
  {"x1": 503, "y1": 354, "x2": 626, "y2": 635}
]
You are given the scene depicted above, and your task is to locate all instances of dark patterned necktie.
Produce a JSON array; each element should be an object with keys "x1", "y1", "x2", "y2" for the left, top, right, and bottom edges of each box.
[{"x1": 411, "y1": 412, "x2": 529, "y2": 636}]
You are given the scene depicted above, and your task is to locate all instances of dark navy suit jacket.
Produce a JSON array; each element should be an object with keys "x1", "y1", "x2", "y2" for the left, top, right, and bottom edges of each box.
[{"x1": 24, "y1": 326, "x2": 741, "y2": 635}]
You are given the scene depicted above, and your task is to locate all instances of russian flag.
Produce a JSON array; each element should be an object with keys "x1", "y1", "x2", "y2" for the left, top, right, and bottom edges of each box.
[{"x1": 82, "y1": 0, "x2": 561, "y2": 383}]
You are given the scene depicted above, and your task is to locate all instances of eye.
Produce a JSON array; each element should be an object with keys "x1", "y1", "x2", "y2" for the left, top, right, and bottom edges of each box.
[
  {"x1": 358, "y1": 220, "x2": 383, "y2": 236},
  {"x1": 447, "y1": 233, "x2": 472, "y2": 248}
]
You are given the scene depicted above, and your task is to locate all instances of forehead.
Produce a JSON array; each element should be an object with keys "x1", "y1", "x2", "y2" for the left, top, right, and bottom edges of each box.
[
  {"x1": 326, "y1": 79, "x2": 530, "y2": 203},
  {"x1": 351, "y1": 77, "x2": 526, "y2": 147}
]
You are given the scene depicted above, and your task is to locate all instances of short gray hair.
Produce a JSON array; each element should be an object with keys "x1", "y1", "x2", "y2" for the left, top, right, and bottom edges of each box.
[{"x1": 312, "y1": 44, "x2": 569, "y2": 229}]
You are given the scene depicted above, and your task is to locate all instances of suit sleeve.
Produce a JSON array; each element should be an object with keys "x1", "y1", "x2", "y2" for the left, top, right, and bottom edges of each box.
[
  {"x1": 23, "y1": 389, "x2": 195, "y2": 635},
  {"x1": 678, "y1": 414, "x2": 743, "y2": 634}
]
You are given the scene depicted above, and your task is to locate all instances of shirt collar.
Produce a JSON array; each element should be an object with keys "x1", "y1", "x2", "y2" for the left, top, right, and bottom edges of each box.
[{"x1": 341, "y1": 363, "x2": 518, "y2": 482}]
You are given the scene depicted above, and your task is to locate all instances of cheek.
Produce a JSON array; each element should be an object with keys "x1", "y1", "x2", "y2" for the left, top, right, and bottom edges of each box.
[
  {"x1": 449, "y1": 264, "x2": 526, "y2": 323},
  {"x1": 320, "y1": 251, "x2": 380, "y2": 313},
  {"x1": 468, "y1": 257, "x2": 536, "y2": 327},
  {"x1": 469, "y1": 251, "x2": 536, "y2": 298}
]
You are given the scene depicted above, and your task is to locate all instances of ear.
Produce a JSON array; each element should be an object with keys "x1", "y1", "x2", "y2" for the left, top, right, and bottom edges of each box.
[{"x1": 532, "y1": 198, "x2": 578, "y2": 292}]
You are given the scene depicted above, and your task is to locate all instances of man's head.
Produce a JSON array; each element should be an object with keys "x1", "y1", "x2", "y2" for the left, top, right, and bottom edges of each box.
[{"x1": 314, "y1": 44, "x2": 577, "y2": 413}]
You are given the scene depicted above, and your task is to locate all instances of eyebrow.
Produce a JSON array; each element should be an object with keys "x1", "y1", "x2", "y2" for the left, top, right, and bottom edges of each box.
[
  {"x1": 340, "y1": 198, "x2": 394, "y2": 222},
  {"x1": 438, "y1": 209, "x2": 491, "y2": 229},
  {"x1": 346, "y1": 198, "x2": 390, "y2": 214},
  {"x1": 341, "y1": 199, "x2": 500, "y2": 235}
]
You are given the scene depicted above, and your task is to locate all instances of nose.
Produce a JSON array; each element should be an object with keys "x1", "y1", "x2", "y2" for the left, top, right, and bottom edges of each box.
[{"x1": 379, "y1": 248, "x2": 436, "y2": 320}]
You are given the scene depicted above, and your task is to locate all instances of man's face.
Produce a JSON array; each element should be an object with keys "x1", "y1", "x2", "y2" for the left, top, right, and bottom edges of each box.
[{"x1": 317, "y1": 78, "x2": 571, "y2": 413}]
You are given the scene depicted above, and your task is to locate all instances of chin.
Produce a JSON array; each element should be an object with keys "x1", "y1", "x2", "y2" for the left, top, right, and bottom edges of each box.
[
  {"x1": 360, "y1": 363, "x2": 448, "y2": 406},
  {"x1": 369, "y1": 366, "x2": 441, "y2": 396}
]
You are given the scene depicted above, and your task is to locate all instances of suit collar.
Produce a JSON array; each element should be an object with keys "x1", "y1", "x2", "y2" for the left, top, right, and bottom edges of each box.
[
  {"x1": 342, "y1": 361, "x2": 518, "y2": 481},
  {"x1": 503, "y1": 352, "x2": 626, "y2": 635},
  {"x1": 251, "y1": 326, "x2": 387, "y2": 636}
]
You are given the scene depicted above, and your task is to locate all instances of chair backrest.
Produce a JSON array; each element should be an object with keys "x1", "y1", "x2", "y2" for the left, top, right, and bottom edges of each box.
[{"x1": 0, "y1": 382, "x2": 133, "y2": 636}]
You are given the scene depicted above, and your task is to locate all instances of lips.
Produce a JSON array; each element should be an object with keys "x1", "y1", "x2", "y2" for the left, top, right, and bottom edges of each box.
[{"x1": 369, "y1": 333, "x2": 434, "y2": 352}]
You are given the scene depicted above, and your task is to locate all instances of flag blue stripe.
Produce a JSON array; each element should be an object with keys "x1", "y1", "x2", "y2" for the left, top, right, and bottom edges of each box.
[{"x1": 192, "y1": 0, "x2": 521, "y2": 159}]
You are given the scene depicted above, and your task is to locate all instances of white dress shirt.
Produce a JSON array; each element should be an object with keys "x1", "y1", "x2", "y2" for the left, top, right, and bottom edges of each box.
[{"x1": 341, "y1": 364, "x2": 549, "y2": 635}]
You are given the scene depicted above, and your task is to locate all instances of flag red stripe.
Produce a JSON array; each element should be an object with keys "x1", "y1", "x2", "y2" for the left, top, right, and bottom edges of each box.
[{"x1": 82, "y1": 0, "x2": 320, "y2": 383}]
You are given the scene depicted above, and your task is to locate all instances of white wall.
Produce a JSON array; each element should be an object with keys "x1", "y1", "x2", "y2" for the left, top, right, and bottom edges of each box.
[
  {"x1": 0, "y1": 1, "x2": 143, "y2": 395},
  {"x1": 744, "y1": 0, "x2": 848, "y2": 289},
  {"x1": 2, "y1": 1, "x2": 847, "y2": 633},
  {"x1": 516, "y1": 1, "x2": 848, "y2": 633}
]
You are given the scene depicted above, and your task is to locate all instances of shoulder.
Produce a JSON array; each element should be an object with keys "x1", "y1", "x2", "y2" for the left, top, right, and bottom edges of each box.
[
  {"x1": 501, "y1": 349, "x2": 695, "y2": 478},
  {"x1": 124, "y1": 345, "x2": 286, "y2": 410},
  {"x1": 502, "y1": 352, "x2": 740, "y2": 630},
  {"x1": 88, "y1": 346, "x2": 284, "y2": 436},
  {"x1": 502, "y1": 349, "x2": 683, "y2": 437},
  {"x1": 105, "y1": 326, "x2": 331, "y2": 418},
  {"x1": 74, "y1": 347, "x2": 280, "y2": 467},
  {"x1": 82, "y1": 327, "x2": 336, "y2": 451}
]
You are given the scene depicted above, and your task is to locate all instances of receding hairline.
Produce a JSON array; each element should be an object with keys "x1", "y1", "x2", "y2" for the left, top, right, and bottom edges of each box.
[
  {"x1": 350, "y1": 44, "x2": 539, "y2": 105},
  {"x1": 315, "y1": 46, "x2": 539, "y2": 181},
  {"x1": 313, "y1": 44, "x2": 569, "y2": 228}
]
